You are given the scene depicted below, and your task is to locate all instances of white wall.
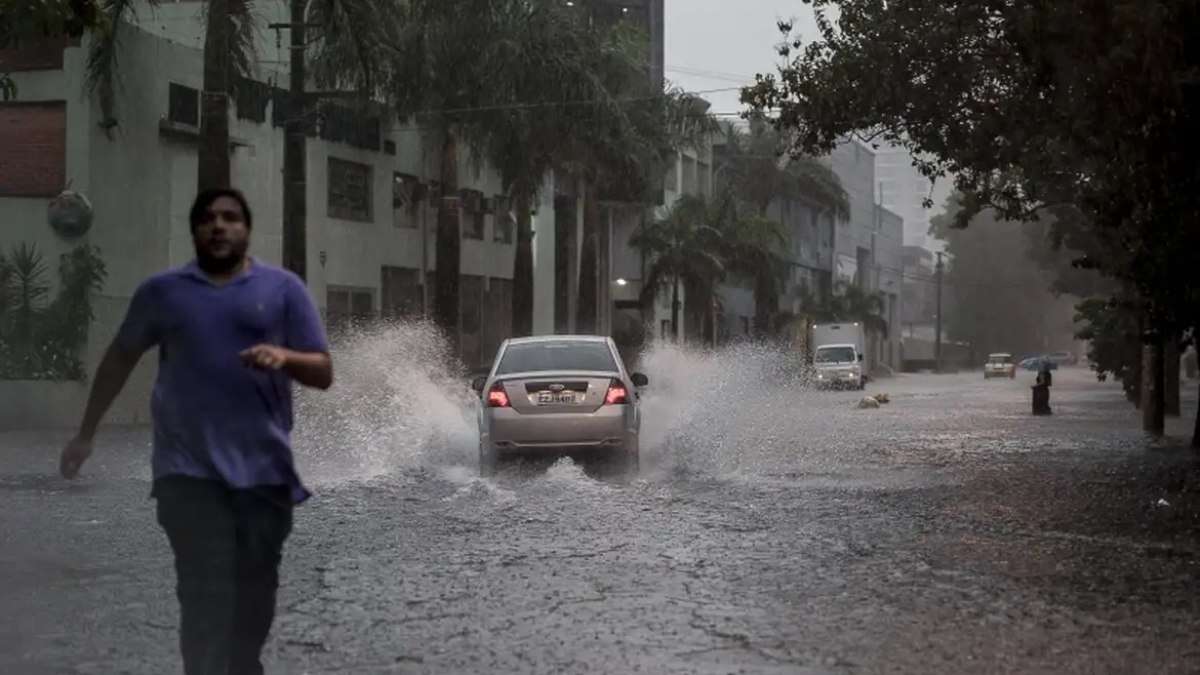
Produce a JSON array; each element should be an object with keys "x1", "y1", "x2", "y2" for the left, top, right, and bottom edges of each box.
[
  {"x1": 0, "y1": 24, "x2": 541, "y2": 428},
  {"x1": 830, "y1": 139, "x2": 878, "y2": 286}
]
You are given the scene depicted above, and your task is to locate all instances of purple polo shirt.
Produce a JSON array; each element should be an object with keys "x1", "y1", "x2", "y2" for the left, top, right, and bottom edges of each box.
[{"x1": 115, "y1": 258, "x2": 328, "y2": 504}]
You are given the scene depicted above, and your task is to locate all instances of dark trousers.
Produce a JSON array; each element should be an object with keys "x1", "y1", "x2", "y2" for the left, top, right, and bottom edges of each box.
[{"x1": 154, "y1": 476, "x2": 293, "y2": 675}]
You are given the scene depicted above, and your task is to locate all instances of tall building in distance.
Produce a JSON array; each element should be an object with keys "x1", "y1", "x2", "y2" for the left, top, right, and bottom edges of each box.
[
  {"x1": 584, "y1": 0, "x2": 665, "y2": 87},
  {"x1": 875, "y1": 142, "x2": 936, "y2": 249}
]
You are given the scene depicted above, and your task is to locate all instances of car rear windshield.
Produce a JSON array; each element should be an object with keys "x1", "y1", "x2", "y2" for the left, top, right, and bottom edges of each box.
[
  {"x1": 989, "y1": 356, "x2": 1012, "y2": 364},
  {"x1": 815, "y1": 346, "x2": 856, "y2": 363},
  {"x1": 496, "y1": 341, "x2": 618, "y2": 375}
]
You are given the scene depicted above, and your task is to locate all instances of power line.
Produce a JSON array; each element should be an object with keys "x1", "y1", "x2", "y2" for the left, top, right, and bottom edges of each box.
[{"x1": 665, "y1": 64, "x2": 757, "y2": 85}]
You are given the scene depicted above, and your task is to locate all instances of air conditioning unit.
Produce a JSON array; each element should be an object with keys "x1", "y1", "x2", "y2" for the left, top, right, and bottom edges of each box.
[{"x1": 483, "y1": 197, "x2": 498, "y2": 214}]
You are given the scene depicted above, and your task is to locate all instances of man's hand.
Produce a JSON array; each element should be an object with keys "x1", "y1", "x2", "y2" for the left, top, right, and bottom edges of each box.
[
  {"x1": 240, "y1": 344, "x2": 289, "y2": 370},
  {"x1": 60, "y1": 435, "x2": 94, "y2": 480}
]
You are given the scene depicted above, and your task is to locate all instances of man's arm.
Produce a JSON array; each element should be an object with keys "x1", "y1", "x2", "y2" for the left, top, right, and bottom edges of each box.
[
  {"x1": 240, "y1": 344, "x2": 332, "y2": 389},
  {"x1": 60, "y1": 279, "x2": 160, "y2": 479},
  {"x1": 78, "y1": 343, "x2": 142, "y2": 439},
  {"x1": 284, "y1": 350, "x2": 333, "y2": 390},
  {"x1": 280, "y1": 273, "x2": 333, "y2": 390},
  {"x1": 61, "y1": 342, "x2": 143, "y2": 478}
]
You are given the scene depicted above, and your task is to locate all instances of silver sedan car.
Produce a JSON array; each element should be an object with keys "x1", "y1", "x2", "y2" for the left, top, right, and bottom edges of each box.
[{"x1": 471, "y1": 335, "x2": 648, "y2": 476}]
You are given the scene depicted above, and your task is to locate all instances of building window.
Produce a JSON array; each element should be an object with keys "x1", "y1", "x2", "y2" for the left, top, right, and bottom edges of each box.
[
  {"x1": 461, "y1": 190, "x2": 484, "y2": 239},
  {"x1": 697, "y1": 161, "x2": 711, "y2": 197},
  {"x1": 380, "y1": 266, "x2": 423, "y2": 319},
  {"x1": 168, "y1": 82, "x2": 199, "y2": 127},
  {"x1": 681, "y1": 156, "x2": 697, "y2": 195},
  {"x1": 328, "y1": 157, "x2": 373, "y2": 222},
  {"x1": 392, "y1": 173, "x2": 419, "y2": 229},
  {"x1": 663, "y1": 154, "x2": 679, "y2": 193},
  {"x1": 0, "y1": 101, "x2": 66, "y2": 197},
  {"x1": 493, "y1": 197, "x2": 514, "y2": 244},
  {"x1": 326, "y1": 285, "x2": 374, "y2": 333}
]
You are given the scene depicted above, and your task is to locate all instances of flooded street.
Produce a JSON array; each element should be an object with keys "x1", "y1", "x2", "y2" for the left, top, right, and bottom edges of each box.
[{"x1": 2, "y1": 336, "x2": 1198, "y2": 674}]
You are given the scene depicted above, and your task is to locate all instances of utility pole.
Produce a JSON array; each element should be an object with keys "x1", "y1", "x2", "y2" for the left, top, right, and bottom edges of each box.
[
  {"x1": 272, "y1": 3, "x2": 310, "y2": 282},
  {"x1": 935, "y1": 251, "x2": 944, "y2": 373}
]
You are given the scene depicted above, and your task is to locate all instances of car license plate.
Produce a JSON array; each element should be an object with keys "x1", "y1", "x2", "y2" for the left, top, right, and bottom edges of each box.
[{"x1": 537, "y1": 391, "x2": 577, "y2": 405}]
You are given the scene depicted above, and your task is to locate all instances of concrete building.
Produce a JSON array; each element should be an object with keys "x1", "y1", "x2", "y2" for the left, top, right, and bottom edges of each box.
[
  {"x1": 0, "y1": 24, "x2": 549, "y2": 428},
  {"x1": 901, "y1": 245, "x2": 937, "y2": 329},
  {"x1": 829, "y1": 139, "x2": 904, "y2": 374},
  {"x1": 875, "y1": 142, "x2": 933, "y2": 249},
  {"x1": 608, "y1": 141, "x2": 715, "y2": 347},
  {"x1": 584, "y1": 0, "x2": 665, "y2": 88}
]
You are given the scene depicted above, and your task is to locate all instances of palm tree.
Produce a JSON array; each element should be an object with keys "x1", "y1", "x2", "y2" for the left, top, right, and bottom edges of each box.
[
  {"x1": 629, "y1": 195, "x2": 725, "y2": 341},
  {"x1": 718, "y1": 211, "x2": 792, "y2": 336},
  {"x1": 451, "y1": 0, "x2": 646, "y2": 337},
  {"x1": 573, "y1": 86, "x2": 720, "y2": 335},
  {"x1": 84, "y1": 0, "x2": 256, "y2": 188},
  {"x1": 383, "y1": 0, "x2": 525, "y2": 346},
  {"x1": 813, "y1": 280, "x2": 888, "y2": 337},
  {"x1": 713, "y1": 116, "x2": 849, "y2": 332},
  {"x1": 716, "y1": 116, "x2": 849, "y2": 220},
  {"x1": 84, "y1": 0, "x2": 384, "y2": 277}
]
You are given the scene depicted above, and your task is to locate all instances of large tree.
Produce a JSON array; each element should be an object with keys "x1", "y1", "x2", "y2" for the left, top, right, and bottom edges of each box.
[
  {"x1": 931, "y1": 194, "x2": 1078, "y2": 362},
  {"x1": 630, "y1": 195, "x2": 725, "y2": 342},
  {"x1": 450, "y1": 3, "x2": 671, "y2": 338},
  {"x1": 81, "y1": 0, "x2": 256, "y2": 188},
  {"x1": 384, "y1": 0, "x2": 630, "y2": 346},
  {"x1": 742, "y1": 0, "x2": 1200, "y2": 441},
  {"x1": 713, "y1": 117, "x2": 848, "y2": 333}
]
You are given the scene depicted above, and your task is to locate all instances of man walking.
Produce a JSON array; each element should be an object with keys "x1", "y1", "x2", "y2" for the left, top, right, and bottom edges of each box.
[{"x1": 59, "y1": 188, "x2": 333, "y2": 674}]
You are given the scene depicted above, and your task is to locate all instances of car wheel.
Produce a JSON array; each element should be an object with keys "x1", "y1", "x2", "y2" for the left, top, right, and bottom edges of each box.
[{"x1": 479, "y1": 443, "x2": 498, "y2": 478}]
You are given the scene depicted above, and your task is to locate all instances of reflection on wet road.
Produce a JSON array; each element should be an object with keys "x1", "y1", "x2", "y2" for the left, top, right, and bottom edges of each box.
[{"x1": 2, "y1": 335, "x2": 1198, "y2": 674}]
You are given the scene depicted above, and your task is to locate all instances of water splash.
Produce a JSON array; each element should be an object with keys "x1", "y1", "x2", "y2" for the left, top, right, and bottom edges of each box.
[
  {"x1": 290, "y1": 323, "x2": 882, "y2": 489},
  {"x1": 635, "y1": 340, "x2": 880, "y2": 479},
  {"x1": 292, "y1": 320, "x2": 478, "y2": 486}
]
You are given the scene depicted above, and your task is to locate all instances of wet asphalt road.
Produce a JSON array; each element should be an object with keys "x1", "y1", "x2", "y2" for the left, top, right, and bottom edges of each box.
[{"x1": 2, "y1": 347, "x2": 1199, "y2": 674}]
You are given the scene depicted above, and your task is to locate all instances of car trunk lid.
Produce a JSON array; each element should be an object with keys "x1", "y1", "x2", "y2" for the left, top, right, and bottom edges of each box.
[{"x1": 495, "y1": 372, "x2": 617, "y2": 414}]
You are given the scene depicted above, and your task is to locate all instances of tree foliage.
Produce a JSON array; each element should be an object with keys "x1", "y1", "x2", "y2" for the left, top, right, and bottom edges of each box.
[
  {"x1": 742, "y1": 0, "x2": 1200, "y2": 334},
  {"x1": 716, "y1": 115, "x2": 848, "y2": 221},
  {"x1": 930, "y1": 193, "x2": 1077, "y2": 360},
  {"x1": 712, "y1": 118, "x2": 848, "y2": 333},
  {"x1": 743, "y1": 0, "x2": 1200, "y2": 438},
  {"x1": 631, "y1": 194, "x2": 725, "y2": 326},
  {"x1": 0, "y1": 243, "x2": 106, "y2": 381}
]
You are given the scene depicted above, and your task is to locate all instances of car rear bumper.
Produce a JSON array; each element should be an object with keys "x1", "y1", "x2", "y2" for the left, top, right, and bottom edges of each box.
[{"x1": 482, "y1": 405, "x2": 637, "y2": 454}]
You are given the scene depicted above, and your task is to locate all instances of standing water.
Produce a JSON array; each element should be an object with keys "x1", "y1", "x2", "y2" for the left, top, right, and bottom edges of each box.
[{"x1": 291, "y1": 323, "x2": 878, "y2": 490}]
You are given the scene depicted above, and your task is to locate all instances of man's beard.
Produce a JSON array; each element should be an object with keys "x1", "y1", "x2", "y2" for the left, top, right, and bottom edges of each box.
[{"x1": 195, "y1": 243, "x2": 248, "y2": 274}]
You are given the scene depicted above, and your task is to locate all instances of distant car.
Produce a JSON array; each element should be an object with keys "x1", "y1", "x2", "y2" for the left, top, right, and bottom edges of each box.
[
  {"x1": 1046, "y1": 351, "x2": 1077, "y2": 366},
  {"x1": 472, "y1": 335, "x2": 646, "y2": 477},
  {"x1": 984, "y1": 353, "x2": 1016, "y2": 379}
]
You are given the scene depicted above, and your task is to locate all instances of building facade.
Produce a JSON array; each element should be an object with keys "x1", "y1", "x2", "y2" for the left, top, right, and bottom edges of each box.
[
  {"x1": 829, "y1": 139, "x2": 904, "y2": 373},
  {"x1": 0, "y1": 25, "x2": 553, "y2": 428}
]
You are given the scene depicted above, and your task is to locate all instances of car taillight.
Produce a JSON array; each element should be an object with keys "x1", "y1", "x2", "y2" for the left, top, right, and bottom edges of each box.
[
  {"x1": 487, "y1": 383, "x2": 510, "y2": 408},
  {"x1": 604, "y1": 379, "x2": 629, "y2": 405}
]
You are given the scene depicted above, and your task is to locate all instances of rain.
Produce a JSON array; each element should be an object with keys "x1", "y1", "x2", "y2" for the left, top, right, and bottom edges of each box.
[{"x1": 2, "y1": 1, "x2": 1200, "y2": 674}]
